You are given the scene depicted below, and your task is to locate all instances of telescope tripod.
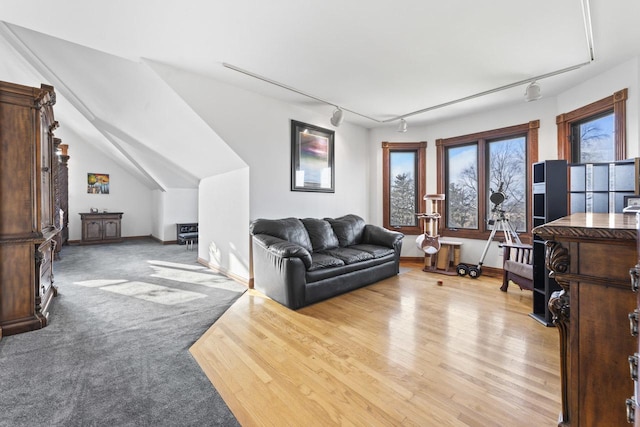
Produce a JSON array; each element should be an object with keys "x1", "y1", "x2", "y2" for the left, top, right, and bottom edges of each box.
[{"x1": 456, "y1": 207, "x2": 521, "y2": 278}]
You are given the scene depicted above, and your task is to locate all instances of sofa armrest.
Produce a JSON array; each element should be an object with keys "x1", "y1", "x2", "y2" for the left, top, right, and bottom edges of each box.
[
  {"x1": 363, "y1": 225, "x2": 404, "y2": 248},
  {"x1": 251, "y1": 234, "x2": 309, "y2": 309},
  {"x1": 252, "y1": 234, "x2": 312, "y2": 269}
]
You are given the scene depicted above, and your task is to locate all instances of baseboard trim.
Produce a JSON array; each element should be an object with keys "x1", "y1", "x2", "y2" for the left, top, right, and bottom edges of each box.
[
  {"x1": 401, "y1": 256, "x2": 502, "y2": 278},
  {"x1": 69, "y1": 235, "x2": 174, "y2": 245},
  {"x1": 476, "y1": 266, "x2": 502, "y2": 278},
  {"x1": 400, "y1": 257, "x2": 424, "y2": 263},
  {"x1": 123, "y1": 235, "x2": 154, "y2": 241},
  {"x1": 198, "y1": 257, "x2": 251, "y2": 288},
  {"x1": 149, "y1": 235, "x2": 178, "y2": 245}
]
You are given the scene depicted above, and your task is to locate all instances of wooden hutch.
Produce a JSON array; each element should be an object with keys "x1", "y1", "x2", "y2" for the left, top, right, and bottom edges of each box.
[
  {"x1": 533, "y1": 213, "x2": 637, "y2": 426},
  {"x1": 0, "y1": 81, "x2": 60, "y2": 338}
]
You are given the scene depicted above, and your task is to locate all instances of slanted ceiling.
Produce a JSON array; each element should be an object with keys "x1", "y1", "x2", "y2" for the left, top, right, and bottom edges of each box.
[{"x1": 1, "y1": 1, "x2": 639, "y2": 190}]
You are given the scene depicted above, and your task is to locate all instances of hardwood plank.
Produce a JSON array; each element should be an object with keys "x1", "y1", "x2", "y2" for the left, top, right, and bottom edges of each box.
[{"x1": 190, "y1": 264, "x2": 561, "y2": 426}]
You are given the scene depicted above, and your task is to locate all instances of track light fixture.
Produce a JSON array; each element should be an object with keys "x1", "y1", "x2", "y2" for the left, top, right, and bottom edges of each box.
[
  {"x1": 330, "y1": 107, "x2": 344, "y2": 126},
  {"x1": 224, "y1": 60, "x2": 589, "y2": 124},
  {"x1": 524, "y1": 81, "x2": 542, "y2": 102}
]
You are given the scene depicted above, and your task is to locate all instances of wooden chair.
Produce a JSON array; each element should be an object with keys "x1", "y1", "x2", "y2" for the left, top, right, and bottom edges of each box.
[{"x1": 500, "y1": 243, "x2": 534, "y2": 292}]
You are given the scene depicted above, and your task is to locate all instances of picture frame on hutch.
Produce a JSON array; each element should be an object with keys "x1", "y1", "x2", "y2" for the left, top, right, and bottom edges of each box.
[
  {"x1": 290, "y1": 120, "x2": 335, "y2": 193},
  {"x1": 623, "y1": 195, "x2": 640, "y2": 214}
]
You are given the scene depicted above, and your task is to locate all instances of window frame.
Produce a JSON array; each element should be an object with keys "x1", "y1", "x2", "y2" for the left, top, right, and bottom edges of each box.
[
  {"x1": 556, "y1": 88, "x2": 627, "y2": 161},
  {"x1": 382, "y1": 141, "x2": 427, "y2": 235},
  {"x1": 436, "y1": 121, "x2": 539, "y2": 242}
]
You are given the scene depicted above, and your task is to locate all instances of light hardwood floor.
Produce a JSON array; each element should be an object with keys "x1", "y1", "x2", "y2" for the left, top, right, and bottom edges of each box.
[{"x1": 191, "y1": 264, "x2": 561, "y2": 426}]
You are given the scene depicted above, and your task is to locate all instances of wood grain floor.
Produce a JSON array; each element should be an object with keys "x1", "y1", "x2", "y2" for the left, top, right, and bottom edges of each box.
[{"x1": 190, "y1": 264, "x2": 561, "y2": 426}]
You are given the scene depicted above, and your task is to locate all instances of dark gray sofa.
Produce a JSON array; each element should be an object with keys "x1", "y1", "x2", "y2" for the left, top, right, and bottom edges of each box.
[{"x1": 249, "y1": 214, "x2": 404, "y2": 309}]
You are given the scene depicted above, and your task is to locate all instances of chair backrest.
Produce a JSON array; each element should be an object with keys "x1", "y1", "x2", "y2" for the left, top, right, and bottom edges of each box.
[{"x1": 504, "y1": 244, "x2": 534, "y2": 265}]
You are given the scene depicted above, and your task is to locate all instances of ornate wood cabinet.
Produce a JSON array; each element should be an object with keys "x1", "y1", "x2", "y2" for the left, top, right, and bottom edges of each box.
[
  {"x1": 0, "y1": 81, "x2": 59, "y2": 339},
  {"x1": 53, "y1": 139, "x2": 70, "y2": 258},
  {"x1": 629, "y1": 216, "x2": 640, "y2": 425},
  {"x1": 80, "y1": 212, "x2": 123, "y2": 244},
  {"x1": 533, "y1": 213, "x2": 637, "y2": 426}
]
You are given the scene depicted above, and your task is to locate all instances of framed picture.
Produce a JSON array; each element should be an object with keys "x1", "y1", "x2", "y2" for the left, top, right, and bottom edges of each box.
[
  {"x1": 290, "y1": 120, "x2": 335, "y2": 193},
  {"x1": 87, "y1": 173, "x2": 110, "y2": 194},
  {"x1": 624, "y1": 195, "x2": 640, "y2": 207}
]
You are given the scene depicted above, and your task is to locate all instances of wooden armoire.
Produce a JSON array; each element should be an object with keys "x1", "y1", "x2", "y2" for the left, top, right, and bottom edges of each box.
[{"x1": 0, "y1": 81, "x2": 59, "y2": 339}]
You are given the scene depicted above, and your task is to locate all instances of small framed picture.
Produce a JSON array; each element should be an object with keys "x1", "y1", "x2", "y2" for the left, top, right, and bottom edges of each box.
[
  {"x1": 87, "y1": 173, "x2": 110, "y2": 194},
  {"x1": 623, "y1": 195, "x2": 640, "y2": 213}
]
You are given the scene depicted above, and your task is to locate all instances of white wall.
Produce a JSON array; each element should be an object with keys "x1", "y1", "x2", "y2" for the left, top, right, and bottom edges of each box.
[
  {"x1": 369, "y1": 56, "x2": 640, "y2": 269},
  {"x1": 150, "y1": 188, "x2": 199, "y2": 241},
  {"x1": 153, "y1": 63, "x2": 371, "y2": 220},
  {"x1": 152, "y1": 63, "x2": 371, "y2": 282},
  {"x1": 199, "y1": 168, "x2": 250, "y2": 281},
  {"x1": 150, "y1": 189, "x2": 163, "y2": 239},
  {"x1": 64, "y1": 133, "x2": 154, "y2": 240}
]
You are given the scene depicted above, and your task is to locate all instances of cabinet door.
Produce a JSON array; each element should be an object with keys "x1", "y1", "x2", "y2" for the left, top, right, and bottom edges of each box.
[
  {"x1": 103, "y1": 220, "x2": 120, "y2": 239},
  {"x1": 38, "y1": 93, "x2": 56, "y2": 233},
  {"x1": 83, "y1": 220, "x2": 103, "y2": 241}
]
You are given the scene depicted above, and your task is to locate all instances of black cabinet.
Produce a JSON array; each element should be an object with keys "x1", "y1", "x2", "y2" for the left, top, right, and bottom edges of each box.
[{"x1": 531, "y1": 160, "x2": 567, "y2": 326}]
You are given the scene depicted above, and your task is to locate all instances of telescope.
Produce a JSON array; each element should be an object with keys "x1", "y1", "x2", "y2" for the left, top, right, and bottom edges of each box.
[
  {"x1": 457, "y1": 181, "x2": 521, "y2": 278},
  {"x1": 489, "y1": 182, "x2": 506, "y2": 207}
]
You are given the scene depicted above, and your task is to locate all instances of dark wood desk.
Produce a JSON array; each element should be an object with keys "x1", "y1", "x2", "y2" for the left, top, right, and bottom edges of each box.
[{"x1": 533, "y1": 213, "x2": 637, "y2": 426}]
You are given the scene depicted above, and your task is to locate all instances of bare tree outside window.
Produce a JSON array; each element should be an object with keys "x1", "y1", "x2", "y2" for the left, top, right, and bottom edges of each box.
[
  {"x1": 437, "y1": 121, "x2": 537, "y2": 241},
  {"x1": 557, "y1": 89, "x2": 626, "y2": 162},
  {"x1": 487, "y1": 137, "x2": 526, "y2": 232},
  {"x1": 572, "y1": 112, "x2": 615, "y2": 163}
]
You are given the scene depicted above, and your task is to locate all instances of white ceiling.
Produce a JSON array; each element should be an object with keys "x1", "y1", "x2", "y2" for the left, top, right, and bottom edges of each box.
[{"x1": 1, "y1": 0, "x2": 639, "y2": 188}]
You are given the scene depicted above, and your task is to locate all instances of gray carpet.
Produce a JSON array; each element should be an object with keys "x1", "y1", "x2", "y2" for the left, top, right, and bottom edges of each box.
[{"x1": 0, "y1": 239, "x2": 245, "y2": 427}]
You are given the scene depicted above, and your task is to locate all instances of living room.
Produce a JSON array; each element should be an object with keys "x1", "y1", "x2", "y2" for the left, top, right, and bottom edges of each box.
[
  {"x1": 1, "y1": 1, "x2": 640, "y2": 425},
  {"x1": 0, "y1": 2, "x2": 637, "y2": 287}
]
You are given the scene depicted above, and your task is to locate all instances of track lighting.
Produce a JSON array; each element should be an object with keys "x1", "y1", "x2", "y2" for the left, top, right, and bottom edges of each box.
[
  {"x1": 524, "y1": 81, "x2": 542, "y2": 102},
  {"x1": 330, "y1": 107, "x2": 344, "y2": 126},
  {"x1": 224, "y1": 61, "x2": 588, "y2": 123}
]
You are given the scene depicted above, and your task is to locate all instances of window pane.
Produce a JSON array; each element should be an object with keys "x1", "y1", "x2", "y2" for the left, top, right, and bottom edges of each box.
[
  {"x1": 389, "y1": 151, "x2": 417, "y2": 227},
  {"x1": 573, "y1": 111, "x2": 615, "y2": 162},
  {"x1": 446, "y1": 145, "x2": 478, "y2": 229},
  {"x1": 487, "y1": 137, "x2": 527, "y2": 233}
]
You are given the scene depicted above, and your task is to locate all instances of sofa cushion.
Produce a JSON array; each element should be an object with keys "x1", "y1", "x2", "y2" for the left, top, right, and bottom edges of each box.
[
  {"x1": 319, "y1": 247, "x2": 374, "y2": 265},
  {"x1": 250, "y1": 217, "x2": 313, "y2": 252},
  {"x1": 308, "y1": 253, "x2": 345, "y2": 272},
  {"x1": 504, "y1": 260, "x2": 533, "y2": 280},
  {"x1": 326, "y1": 214, "x2": 366, "y2": 247},
  {"x1": 348, "y1": 244, "x2": 394, "y2": 259},
  {"x1": 306, "y1": 253, "x2": 395, "y2": 283},
  {"x1": 301, "y1": 218, "x2": 340, "y2": 251}
]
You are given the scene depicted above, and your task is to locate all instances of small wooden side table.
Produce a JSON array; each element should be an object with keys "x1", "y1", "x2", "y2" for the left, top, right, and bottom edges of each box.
[{"x1": 423, "y1": 240, "x2": 462, "y2": 275}]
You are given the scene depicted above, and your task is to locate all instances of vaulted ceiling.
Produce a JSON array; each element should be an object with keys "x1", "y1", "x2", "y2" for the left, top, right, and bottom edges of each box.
[{"x1": 1, "y1": 1, "x2": 639, "y2": 190}]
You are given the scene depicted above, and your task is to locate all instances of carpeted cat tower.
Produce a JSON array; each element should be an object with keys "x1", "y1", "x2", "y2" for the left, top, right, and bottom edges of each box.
[{"x1": 416, "y1": 194, "x2": 461, "y2": 276}]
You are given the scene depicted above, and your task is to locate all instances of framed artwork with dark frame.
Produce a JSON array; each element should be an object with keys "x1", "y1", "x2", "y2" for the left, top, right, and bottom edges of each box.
[{"x1": 290, "y1": 120, "x2": 335, "y2": 193}]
